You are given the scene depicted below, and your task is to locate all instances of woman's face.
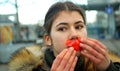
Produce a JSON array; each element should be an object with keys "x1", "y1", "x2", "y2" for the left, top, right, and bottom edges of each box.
[{"x1": 45, "y1": 11, "x2": 87, "y2": 56}]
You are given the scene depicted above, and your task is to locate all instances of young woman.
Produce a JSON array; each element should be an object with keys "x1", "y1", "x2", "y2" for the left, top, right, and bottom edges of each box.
[{"x1": 9, "y1": 1, "x2": 120, "y2": 71}]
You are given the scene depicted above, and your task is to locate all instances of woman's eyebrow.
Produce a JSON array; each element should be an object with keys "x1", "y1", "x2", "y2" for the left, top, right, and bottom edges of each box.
[
  {"x1": 56, "y1": 22, "x2": 68, "y2": 27},
  {"x1": 75, "y1": 20, "x2": 84, "y2": 24},
  {"x1": 56, "y1": 20, "x2": 84, "y2": 27}
]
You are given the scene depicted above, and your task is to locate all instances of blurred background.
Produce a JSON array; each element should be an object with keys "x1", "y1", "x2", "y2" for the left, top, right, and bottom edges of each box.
[{"x1": 0, "y1": 0, "x2": 120, "y2": 70}]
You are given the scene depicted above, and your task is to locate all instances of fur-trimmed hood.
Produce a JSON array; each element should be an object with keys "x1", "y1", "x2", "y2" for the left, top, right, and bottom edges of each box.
[{"x1": 9, "y1": 45, "x2": 48, "y2": 71}]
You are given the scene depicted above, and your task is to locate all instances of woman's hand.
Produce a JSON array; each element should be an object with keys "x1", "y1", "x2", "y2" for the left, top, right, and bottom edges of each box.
[
  {"x1": 80, "y1": 38, "x2": 110, "y2": 71},
  {"x1": 51, "y1": 47, "x2": 78, "y2": 71}
]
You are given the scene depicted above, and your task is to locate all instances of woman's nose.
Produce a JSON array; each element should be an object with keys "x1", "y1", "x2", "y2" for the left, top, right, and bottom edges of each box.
[{"x1": 69, "y1": 28, "x2": 79, "y2": 40}]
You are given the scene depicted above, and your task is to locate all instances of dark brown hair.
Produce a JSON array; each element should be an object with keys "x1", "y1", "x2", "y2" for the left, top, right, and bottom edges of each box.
[{"x1": 43, "y1": 1, "x2": 86, "y2": 35}]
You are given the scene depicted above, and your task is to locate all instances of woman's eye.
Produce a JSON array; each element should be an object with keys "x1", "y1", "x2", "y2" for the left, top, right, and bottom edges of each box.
[
  {"x1": 58, "y1": 27, "x2": 67, "y2": 32},
  {"x1": 75, "y1": 25, "x2": 83, "y2": 30}
]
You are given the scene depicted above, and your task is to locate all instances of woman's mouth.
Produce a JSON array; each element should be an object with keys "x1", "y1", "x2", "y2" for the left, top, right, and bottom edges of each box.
[{"x1": 65, "y1": 38, "x2": 82, "y2": 51}]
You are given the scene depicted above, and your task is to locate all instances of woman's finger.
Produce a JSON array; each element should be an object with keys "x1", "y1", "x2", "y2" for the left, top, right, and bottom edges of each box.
[
  {"x1": 80, "y1": 43, "x2": 104, "y2": 62},
  {"x1": 80, "y1": 50, "x2": 101, "y2": 64},
  {"x1": 80, "y1": 38, "x2": 107, "y2": 56},
  {"x1": 70, "y1": 56, "x2": 78, "y2": 71},
  {"x1": 87, "y1": 38, "x2": 107, "y2": 50},
  {"x1": 51, "y1": 49, "x2": 68, "y2": 71},
  {"x1": 64, "y1": 50, "x2": 77, "y2": 71},
  {"x1": 58, "y1": 47, "x2": 74, "y2": 69}
]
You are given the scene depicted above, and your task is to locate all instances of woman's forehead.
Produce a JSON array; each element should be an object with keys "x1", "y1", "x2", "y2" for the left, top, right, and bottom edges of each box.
[{"x1": 52, "y1": 11, "x2": 84, "y2": 25}]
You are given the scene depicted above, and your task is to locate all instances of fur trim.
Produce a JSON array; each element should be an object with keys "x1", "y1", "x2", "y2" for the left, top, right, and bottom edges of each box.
[
  {"x1": 9, "y1": 45, "x2": 45, "y2": 71},
  {"x1": 108, "y1": 51, "x2": 120, "y2": 62}
]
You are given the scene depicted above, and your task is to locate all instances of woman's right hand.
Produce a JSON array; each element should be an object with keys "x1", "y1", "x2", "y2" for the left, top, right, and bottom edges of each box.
[{"x1": 51, "y1": 47, "x2": 78, "y2": 71}]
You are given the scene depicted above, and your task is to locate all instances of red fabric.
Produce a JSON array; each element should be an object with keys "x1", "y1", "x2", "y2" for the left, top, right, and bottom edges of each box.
[{"x1": 66, "y1": 38, "x2": 82, "y2": 51}]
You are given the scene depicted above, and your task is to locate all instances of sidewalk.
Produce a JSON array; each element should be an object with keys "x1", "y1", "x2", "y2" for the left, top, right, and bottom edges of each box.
[
  {"x1": 0, "y1": 43, "x2": 34, "y2": 63},
  {"x1": 0, "y1": 64, "x2": 8, "y2": 71}
]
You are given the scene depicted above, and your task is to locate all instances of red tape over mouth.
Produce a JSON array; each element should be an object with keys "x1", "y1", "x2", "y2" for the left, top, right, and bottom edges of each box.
[{"x1": 66, "y1": 38, "x2": 82, "y2": 51}]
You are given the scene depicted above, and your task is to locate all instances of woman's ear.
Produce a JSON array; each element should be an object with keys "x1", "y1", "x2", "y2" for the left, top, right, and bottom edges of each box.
[{"x1": 44, "y1": 34, "x2": 52, "y2": 46}]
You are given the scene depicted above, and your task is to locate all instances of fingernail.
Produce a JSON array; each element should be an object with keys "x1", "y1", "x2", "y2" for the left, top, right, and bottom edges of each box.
[
  {"x1": 80, "y1": 43, "x2": 83, "y2": 47},
  {"x1": 69, "y1": 47, "x2": 74, "y2": 50},
  {"x1": 80, "y1": 38, "x2": 83, "y2": 42},
  {"x1": 64, "y1": 48, "x2": 68, "y2": 51},
  {"x1": 80, "y1": 38, "x2": 83, "y2": 41}
]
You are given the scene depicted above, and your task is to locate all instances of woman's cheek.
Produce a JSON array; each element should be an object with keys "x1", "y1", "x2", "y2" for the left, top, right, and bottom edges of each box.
[
  {"x1": 52, "y1": 35, "x2": 66, "y2": 49},
  {"x1": 79, "y1": 30, "x2": 87, "y2": 38}
]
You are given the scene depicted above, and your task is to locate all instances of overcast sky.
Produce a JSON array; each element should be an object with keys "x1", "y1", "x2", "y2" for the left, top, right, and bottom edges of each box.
[{"x1": 0, "y1": 0, "x2": 88, "y2": 24}]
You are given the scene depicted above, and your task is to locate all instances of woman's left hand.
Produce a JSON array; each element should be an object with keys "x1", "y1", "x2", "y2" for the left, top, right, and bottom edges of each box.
[{"x1": 80, "y1": 38, "x2": 110, "y2": 71}]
